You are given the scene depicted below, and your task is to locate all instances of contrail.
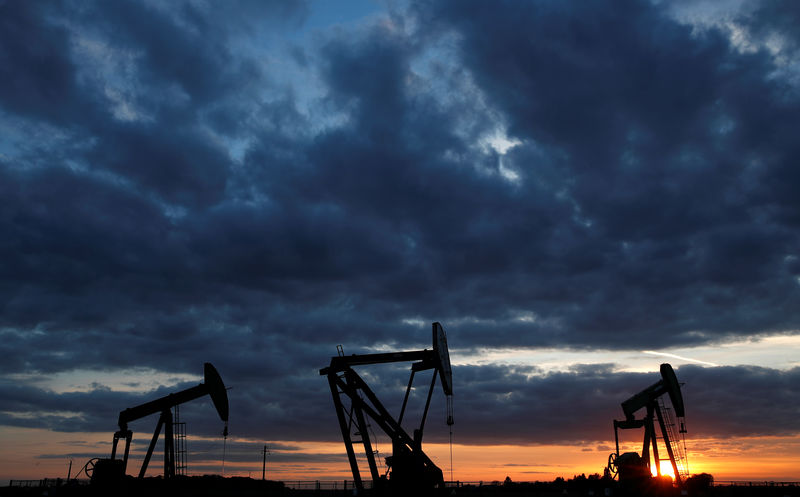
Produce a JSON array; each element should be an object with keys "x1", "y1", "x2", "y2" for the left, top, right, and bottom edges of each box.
[{"x1": 643, "y1": 350, "x2": 718, "y2": 367}]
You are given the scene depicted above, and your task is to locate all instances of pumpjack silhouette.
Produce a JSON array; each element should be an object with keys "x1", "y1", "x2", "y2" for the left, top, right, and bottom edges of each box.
[{"x1": 321, "y1": 322, "x2": 454, "y2": 494}]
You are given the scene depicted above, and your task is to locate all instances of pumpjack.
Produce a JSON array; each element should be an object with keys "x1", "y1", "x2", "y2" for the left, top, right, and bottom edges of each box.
[
  {"x1": 607, "y1": 363, "x2": 688, "y2": 486},
  {"x1": 320, "y1": 322, "x2": 454, "y2": 494},
  {"x1": 91, "y1": 362, "x2": 229, "y2": 483}
]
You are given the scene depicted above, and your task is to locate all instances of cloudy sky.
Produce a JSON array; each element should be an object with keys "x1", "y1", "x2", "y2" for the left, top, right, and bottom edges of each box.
[{"x1": 2, "y1": 0, "x2": 799, "y2": 483}]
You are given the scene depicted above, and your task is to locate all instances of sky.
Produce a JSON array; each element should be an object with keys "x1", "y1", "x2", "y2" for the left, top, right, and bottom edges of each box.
[{"x1": 1, "y1": 0, "x2": 800, "y2": 484}]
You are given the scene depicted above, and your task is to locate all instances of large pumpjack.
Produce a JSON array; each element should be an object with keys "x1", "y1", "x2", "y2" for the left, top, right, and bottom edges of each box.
[
  {"x1": 321, "y1": 322, "x2": 454, "y2": 494},
  {"x1": 608, "y1": 363, "x2": 688, "y2": 487},
  {"x1": 91, "y1": 362, "x2": 229, "y2": 483}
]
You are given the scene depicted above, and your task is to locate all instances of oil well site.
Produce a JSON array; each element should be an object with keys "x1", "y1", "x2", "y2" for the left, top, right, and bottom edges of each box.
[
  {"x1": 5, "y1": 1, "x2": 800, "y2": 496},
  {"x1": 2, "y1": 324, "x2": 796, "y2": 497},
  {"x1": 5, "y1": 0, "x2": 800, "y2": 495}
]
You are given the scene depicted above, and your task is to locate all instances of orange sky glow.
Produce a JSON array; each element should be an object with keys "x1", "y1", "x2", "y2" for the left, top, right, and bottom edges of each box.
[{"x1": 2, "y1": 427, "x2": 798, "y2": 483}]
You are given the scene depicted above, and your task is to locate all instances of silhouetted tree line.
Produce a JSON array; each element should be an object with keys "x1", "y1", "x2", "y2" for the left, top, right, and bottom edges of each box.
[{"x1": 480, "y1": 472, "x2": 720, "y2": 497}]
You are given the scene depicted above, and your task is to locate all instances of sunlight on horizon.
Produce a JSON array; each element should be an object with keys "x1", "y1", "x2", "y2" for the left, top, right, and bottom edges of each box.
[
  {"x1": 652, "y1": 460, "x2": 676, "y2": 479},
  {"x1": 3, "y1": 428, "x2": 800, "y2": 482}
]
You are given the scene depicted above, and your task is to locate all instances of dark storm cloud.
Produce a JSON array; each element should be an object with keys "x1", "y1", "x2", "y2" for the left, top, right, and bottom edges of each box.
[
  {"x1": 739, "y1": 0, "x2": 800, "y2": 51},
  {"x1": 4, "y1": 365, "x2": 799, "y2": 448},
  {"x1": 410, "y1": 0, "x2": 800, "y2": 344},
  {"x1": 1, "y1": 0, "x2": 800, "y2": 451},
  {"x1": 0, "y1": 2, "x2": 81, "y2": 123}
]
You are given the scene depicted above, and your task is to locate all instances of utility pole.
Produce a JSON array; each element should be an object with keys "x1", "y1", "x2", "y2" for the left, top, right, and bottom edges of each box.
[{"x1": 261, "y1": 445, "x2": 270, "y2": 480}]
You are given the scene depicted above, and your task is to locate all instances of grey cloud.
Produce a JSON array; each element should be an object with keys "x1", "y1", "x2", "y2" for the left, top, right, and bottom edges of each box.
[{"x1": 449, "y1": 364, "x2": 800, "y2": 445}]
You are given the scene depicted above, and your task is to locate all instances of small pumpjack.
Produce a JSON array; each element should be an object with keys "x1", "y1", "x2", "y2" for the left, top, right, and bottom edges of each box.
[
  {"x1": 91, "y1": 362, "x2": 229, "y2": 483},
  {"x1": 320, "y1": 322, "x2": 454, "y2": 495},
  {"x1": 608, "y1": 363, "x2": 688, "y2": 488}
]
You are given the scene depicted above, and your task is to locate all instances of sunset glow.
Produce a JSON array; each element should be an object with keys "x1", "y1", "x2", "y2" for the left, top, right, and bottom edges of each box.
[
  {"x1": 4, "y1": 428, "x2": 800, "y2": 483},
  {"x1": 653, "y1": 460, "x2": 676, "y2": 479}
]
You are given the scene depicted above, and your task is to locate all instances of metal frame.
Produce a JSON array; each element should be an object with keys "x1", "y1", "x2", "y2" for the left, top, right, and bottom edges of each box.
[
  {"x1": 109, "y1": 363, "x2": 228, "y2": 479},
  {"x1": 320, "y1": 326, "x2": 451, "y2": 493},
  {"x1": 612, "y1": 364, "x2": 686, "y2": 486}
]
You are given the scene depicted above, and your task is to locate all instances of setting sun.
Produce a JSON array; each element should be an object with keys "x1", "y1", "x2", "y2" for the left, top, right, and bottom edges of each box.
[{"x1": 652, "y1": 460, "x2": 676, "y2": 479}]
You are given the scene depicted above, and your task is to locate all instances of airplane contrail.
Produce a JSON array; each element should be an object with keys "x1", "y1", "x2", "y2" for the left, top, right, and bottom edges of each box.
[{"x1": 643, "y1": 350, "x2": 718, "y2": 367}]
